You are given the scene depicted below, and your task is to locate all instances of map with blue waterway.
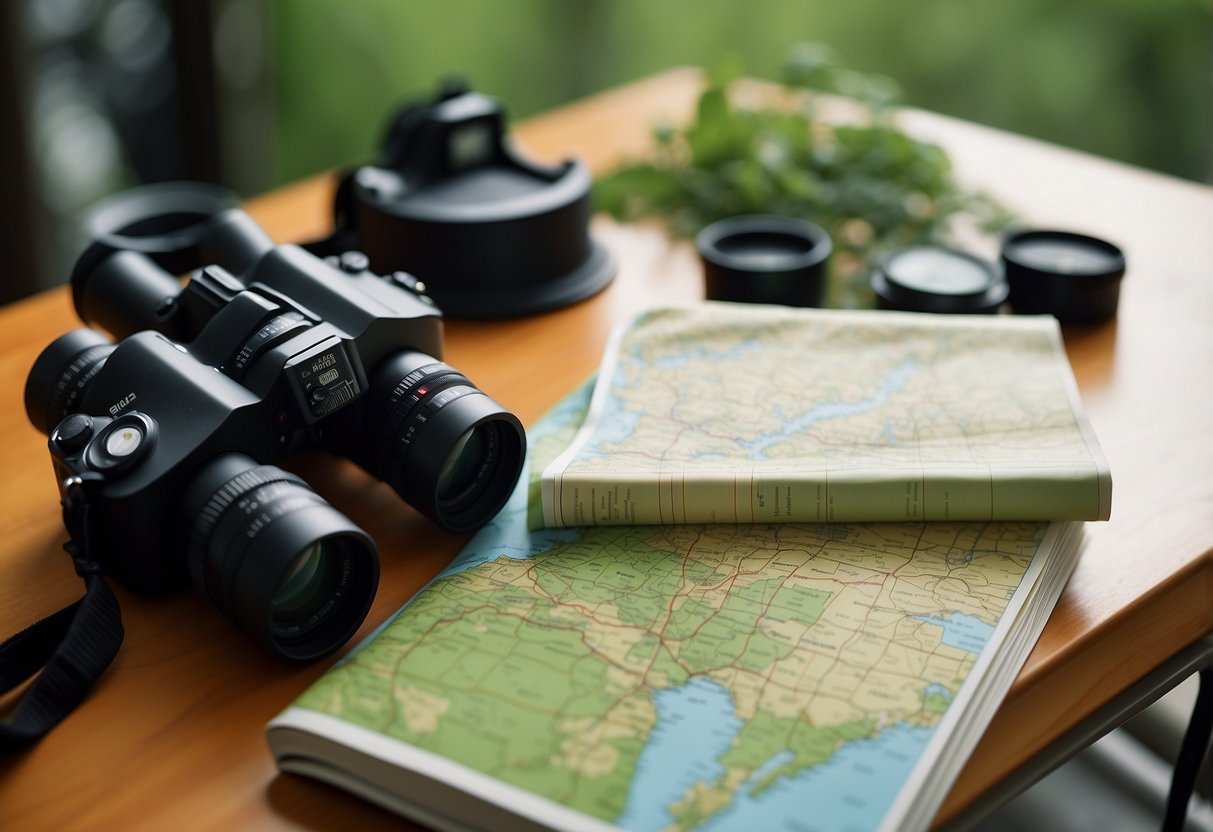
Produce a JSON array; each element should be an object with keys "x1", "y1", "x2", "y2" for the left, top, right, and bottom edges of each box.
[
  {"x1": 541, "y1": 303, "x2": 1110, "y2": 527},
  {"x1": 283, "y1": 372, "x2": 1069, "y2": 832}
]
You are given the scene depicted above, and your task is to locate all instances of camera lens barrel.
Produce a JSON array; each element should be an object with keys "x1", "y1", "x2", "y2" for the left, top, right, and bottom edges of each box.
[
  {"x1": 183, "y1": 454, "x2": 379, "y2": 661},
  {"x1": 25, "y1": 328, "x2": 116, "y2": 435},
  {"x1": 369, "y1": 351, "x2": 525, "y2": 533}
]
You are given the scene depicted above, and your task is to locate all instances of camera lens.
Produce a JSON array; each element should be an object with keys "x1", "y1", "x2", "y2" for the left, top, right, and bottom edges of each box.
[
  {"x1": 269, "y1": 539, "x2": 357, "y2": 641},
  {"x1": 364, "y1": 351, "x2": 525, "y2": 533},
  {"x1": 183, "y1": 454, "x2": 379, "y2": 661},
  {"x1": 437, "y1": 426, "x2": 488, "y2": 500},
  {"x1": 432, "y1": 421, "x2": 510, "y2": 520},
  {"x1": 25, "y1": 329, "x2": 115, "y2": 435},
  {"x1": 273, "y1": 543, "x2": 328, "y2": 611}
]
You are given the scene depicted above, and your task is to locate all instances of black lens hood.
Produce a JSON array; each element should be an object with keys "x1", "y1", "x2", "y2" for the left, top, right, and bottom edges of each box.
[
  {"x1": 70, "y1": 182, "x2": 240, "y2": 314},
  {"x1": 333, "y1": 85, "x2": 615, "y2": 319},
  {"x1": 86, "y1": 181, "x2": 238, "y2": 259}
]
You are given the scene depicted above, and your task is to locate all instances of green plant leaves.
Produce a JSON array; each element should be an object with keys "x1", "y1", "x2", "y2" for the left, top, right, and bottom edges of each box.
[{"x1": 594, "y1": 43, "x2": 1007, "y2": 306}]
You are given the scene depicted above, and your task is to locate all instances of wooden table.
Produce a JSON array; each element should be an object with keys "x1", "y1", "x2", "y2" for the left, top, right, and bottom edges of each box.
[{"x1": 2, "y1": 69, "x2": 1212, "y2": 830}]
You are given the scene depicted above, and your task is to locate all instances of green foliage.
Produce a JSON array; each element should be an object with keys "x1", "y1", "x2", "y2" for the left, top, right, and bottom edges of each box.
[
  {"x1": 595, "y1": 44, "x2": 1011, "y2": 306},
  {"x1": 272, "y1": 1, "x2": 1212, "y2": 192}
]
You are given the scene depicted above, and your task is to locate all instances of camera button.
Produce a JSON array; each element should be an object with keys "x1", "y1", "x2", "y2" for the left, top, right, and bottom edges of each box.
[
  {"x1": 389, "y1": 271, "x2": 417, "y2": 290},
  {"x1": 86, "y1": 412, "x2": 157, "y2": 472},
  {"x1": 104, "y1": 425, "x2": 144, "y2": 457},
  {"x1": 339, "y1": 251, "x2": 369, "y2": 273},
  {"x1": 53, "y1": 413, "x2": 94, "y2": 453}
]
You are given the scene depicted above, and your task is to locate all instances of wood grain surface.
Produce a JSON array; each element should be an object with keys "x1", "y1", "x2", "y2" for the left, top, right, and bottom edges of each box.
[{"x1": 2, "y1": 69, "x2": 1211, "y2": 830}]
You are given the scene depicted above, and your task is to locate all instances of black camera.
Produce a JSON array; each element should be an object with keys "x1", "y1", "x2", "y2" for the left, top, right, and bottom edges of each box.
[{"x1": 23, "y1": 183, "x2": 526, "y2": 661}]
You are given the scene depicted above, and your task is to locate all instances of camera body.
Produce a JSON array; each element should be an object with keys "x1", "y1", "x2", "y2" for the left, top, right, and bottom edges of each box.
[{"x1": 26, "y1": 191, "x2": 525, "y2": 659}]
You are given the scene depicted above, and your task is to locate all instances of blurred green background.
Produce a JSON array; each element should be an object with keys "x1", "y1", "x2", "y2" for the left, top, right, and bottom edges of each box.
[
  {"x1": 273, "y1": 0, "x2": 1212, "y2": 186},
  {"x1": 5, "y1": 0, "x2": 1209, "y2": 300}
]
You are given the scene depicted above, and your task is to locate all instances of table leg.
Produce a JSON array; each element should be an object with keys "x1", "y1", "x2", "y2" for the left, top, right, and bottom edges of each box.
[
  {"x1": 943, "y1": 637, "x2": 1213, "y2": 831},
  {"x1": 1162, "y1": 667, "x2": 1213, "y2": 832}
]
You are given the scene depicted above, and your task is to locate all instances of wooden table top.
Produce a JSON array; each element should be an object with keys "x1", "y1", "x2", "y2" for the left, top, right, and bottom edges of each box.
[{"x1": 2, "y1": 68, "x2": 1212, "y2": 830}]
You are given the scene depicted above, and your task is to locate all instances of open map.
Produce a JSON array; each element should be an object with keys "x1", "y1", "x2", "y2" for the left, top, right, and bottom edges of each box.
[
  {"x1": 541, "y1": 304, "x2": 1110, "y2": 527},
  {"x1": 272, "y1": 379, "x2": 1081, "y2": 832}
]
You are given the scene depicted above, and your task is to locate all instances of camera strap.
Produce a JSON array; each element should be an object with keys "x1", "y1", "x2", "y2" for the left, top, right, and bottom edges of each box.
[{"x1": 0, "y1": 479, "x2": 124, "y2": 751}]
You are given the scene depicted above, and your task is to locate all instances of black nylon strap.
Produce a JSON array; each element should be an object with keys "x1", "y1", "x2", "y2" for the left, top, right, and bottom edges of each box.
[{"x1": 0, "y1": 481, "x2": 124, "y2": 751}]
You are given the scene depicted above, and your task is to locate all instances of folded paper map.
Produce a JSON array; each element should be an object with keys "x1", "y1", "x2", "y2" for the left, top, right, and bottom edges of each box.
[
  {"x1": 540, "y1": 304, "x2": 1110, "y2": 528},
  {"x1": 269, "y1": 379, "x2": 1084, "y2": 832}
]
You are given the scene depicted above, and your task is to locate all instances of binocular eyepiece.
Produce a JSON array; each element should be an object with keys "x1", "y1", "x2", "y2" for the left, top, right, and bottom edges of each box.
[
  {"x1": 25, "y1": 182, "x2": 526, "y2": 660},
  {"x1": 68, "y1": 182, "x2": 273, "y2": 342}
]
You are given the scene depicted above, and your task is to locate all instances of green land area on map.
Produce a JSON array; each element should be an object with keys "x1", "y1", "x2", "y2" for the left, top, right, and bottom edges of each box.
[{"x1": 294, "y1": 371, "x2": 1050, "y2": 829}]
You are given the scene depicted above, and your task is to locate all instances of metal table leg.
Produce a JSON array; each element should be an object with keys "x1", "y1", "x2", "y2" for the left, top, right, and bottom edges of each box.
[{"x1": 944, "y1": 637, "x2": 1213, "y2": 831}]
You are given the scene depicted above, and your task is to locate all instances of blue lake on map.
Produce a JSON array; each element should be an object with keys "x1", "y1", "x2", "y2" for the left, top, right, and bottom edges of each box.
[
  {"x1": 923, "y1": 683, "x2": 954, "y2": 703},
  {"x1": 446, "y1": 525, "x2": 584, "y2": 575},
  {"x1": 912, "y1": 612, "x2": 996, "y2": 654},
  {"x1": 614, "y1": 677, "x2": 935, "y2": 832},
  {"x1": 697, "y1": 722, "x2": 934, "y2": 832},
  {"x1": 646, "y1": 339, "x2": 762, "y2": 371},
  {"x1": 585, "y1": 400, "x2": 640, "y2": 452},
  {"x1": 736, "y1": 360, "x2": 917, "y2": 458},
  {"x1": 615, "y1": 677, "x2": 742, "y2": 832}
]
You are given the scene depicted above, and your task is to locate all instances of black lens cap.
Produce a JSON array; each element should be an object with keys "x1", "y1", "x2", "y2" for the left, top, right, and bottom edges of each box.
[
  {"x1": 873, "y1": 246, "x2": 1007, "y2": 314},
  {"x1": 697, "y1": 215, "x2": 832, "y2": 307},
  {"x1": 1001, "y1": 229, "x2": 1126, "y2": 322}
]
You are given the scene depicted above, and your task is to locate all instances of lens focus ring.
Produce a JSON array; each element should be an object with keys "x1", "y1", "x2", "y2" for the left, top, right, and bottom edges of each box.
[
  {"x1": 379, "y1": 361, "x2": 475, "y2": 472},
  {"x1": 182, "y1": 454, "x2": 379, "y2": 661},
  {"x1": 363, "y1": 352, "x2": 526, "y2": 534},
  {"x1": 187, "y1": 464, "x2": 306, "y2": 600}
]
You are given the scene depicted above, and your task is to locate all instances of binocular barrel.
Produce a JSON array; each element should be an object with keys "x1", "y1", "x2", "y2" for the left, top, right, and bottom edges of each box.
[{"x1": 73, "y1": 207, "x2": 275, "y2": 341}]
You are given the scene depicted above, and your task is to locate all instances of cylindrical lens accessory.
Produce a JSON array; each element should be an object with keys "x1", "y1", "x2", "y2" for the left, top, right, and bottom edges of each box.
[
  {"x1": 338, "y1": 87, "x2": 615, "y2": 319},
  {"x1": 366, "y1": 351, "x2": 525, "y2": 533},
  {"x1": 85, "y1": 181, "x2": 238, "y2": 262},
  {"x1": 872, "y1": 245, "x2": 1007, "y2": 314},
  {"x1": 182, "y1": 454, "x2": 379, "y2": 661},
  {"x1": 1001, "y1": 229, "x2": 1126, "y2": 323},
  {"x1": 697, "y1": 215, "x2": 832, "y2": 307},
  {"x1": 24, "y1": 328, "x2": 115, "y2": 434}
]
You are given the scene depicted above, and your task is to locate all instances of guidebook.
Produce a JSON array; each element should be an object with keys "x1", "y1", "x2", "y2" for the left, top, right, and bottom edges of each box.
[
  {"x1": 268, "y1": 378, "x2": 1085, "y2": 832},
  {"x1": 540, "y1": 304, "x2": 1110, "y2": 528}
]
